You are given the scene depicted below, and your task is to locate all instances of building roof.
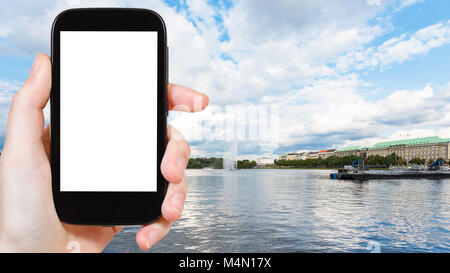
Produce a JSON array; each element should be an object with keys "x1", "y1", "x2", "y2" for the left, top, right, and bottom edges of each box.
[
  {"x1": 318, "y1": 149, "x2": 336, "y2": 153},
  {"x1": 335, "y1": 146, "x2": 362, "y2": 152},
  {"x1": 319, "y1": 149, "x2": 335, "y2": 154},
  {"x1": 371, "y1": 136, "x2": 450, "y2": 149}
]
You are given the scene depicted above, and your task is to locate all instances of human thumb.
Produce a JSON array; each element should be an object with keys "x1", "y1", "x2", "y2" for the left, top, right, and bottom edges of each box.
[{"x1": 2, "y1": 53, "x2": 51, "y2": 160}]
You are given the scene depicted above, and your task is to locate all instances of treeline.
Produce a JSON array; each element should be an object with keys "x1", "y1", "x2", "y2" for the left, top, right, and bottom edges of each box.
[
  {"x1": 276, "y1": 153, "x2": 446, "y2": 168},
  {"x1": 187, "y1": 154, "x2": 443, "y2": 170},
  {"x1": 365, "y1": 154, "x2": 445, "y2": 166},
  {"x1": 365, "y1": 153, "x2": 403, "y2": 167},
  {"x1": 408, "y1": 157, "x2": 446, "y2": 165},
  {"x1": 187, "y1": 158, "x2": 258, "y2": 169},
  {"x1": 275, "y1": 153, "x2": 432, "y2": 168},
  {"x1": 276, "y1": 155, "x2": 362, "y2": 168},
  {"x1": 187, "y1": 158, "x2": 223, "y2": 169},
  {"x1": 237, "y1": 160, "x2": 257, "y2": 169}
]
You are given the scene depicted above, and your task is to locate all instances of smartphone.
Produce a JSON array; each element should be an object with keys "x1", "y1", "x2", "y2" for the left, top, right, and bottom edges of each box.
[{"x1": 51, "y1": 8, "x2": 168, "y2": 225}]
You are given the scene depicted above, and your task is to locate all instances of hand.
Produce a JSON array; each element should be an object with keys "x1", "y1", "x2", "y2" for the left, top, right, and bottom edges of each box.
[{"x1": 0, "y1": 53, "x2": 208, "y2": 252}]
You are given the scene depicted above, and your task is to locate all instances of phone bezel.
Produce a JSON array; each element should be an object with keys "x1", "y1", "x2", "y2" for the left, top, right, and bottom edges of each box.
[{"x1": 51, "y1": 8, "x2": 168, "y2": 225}]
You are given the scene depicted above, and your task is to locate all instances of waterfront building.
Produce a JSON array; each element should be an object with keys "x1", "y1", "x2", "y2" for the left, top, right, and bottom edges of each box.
[
  {"x1": 307, "y1": 152, "x2": 319, "y2": 159},
  {"x1": 367, "y1": 136, "x2": 450, "y2": 162},
  {"x1": 298, "y1": 152, "x2": 308, "y2": 160},
  {"x1": 280, "y1": 136, "x2": 450, "y2": 164},
  {"x1": 286, "y1": 153, "x2": 301, "y2": 160},
  {"x1": 318, "y1": 149, "x2": 336, "y2": 159},
  {"x1": 256, "y1": 157, "x2": 275, "y2": 166},
  {"x1": 283, "y1": 152, "x2": 310, "y2": 160},
  {"x1": 335, "y1": 146, "x2": 368, "y2": 158}
]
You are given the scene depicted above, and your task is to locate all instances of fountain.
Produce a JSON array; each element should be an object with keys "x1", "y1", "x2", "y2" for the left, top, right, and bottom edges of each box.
[{"x1": 223, "y1": 139, "x2": 238, "y2": 170}]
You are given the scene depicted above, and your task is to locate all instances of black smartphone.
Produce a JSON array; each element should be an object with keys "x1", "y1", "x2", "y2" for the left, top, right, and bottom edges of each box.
[{"x1": 50, "y1": 8, "x2": 168, "y2": 225}]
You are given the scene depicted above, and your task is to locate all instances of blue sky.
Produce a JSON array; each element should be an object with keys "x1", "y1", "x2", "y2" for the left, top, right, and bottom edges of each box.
[{"x1": 0, "y1": 0, "x2": 449, "y2": 158}]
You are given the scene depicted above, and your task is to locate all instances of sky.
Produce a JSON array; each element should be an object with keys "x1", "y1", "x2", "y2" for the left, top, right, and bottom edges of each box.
[{"x1": 0, "y1": 0, "x2": 449, "y2": 159}]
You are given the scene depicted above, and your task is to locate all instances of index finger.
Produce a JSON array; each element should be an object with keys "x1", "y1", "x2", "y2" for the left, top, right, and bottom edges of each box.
[{"x1": 167, "y1": 83, "x2": 209, "y2": 112}]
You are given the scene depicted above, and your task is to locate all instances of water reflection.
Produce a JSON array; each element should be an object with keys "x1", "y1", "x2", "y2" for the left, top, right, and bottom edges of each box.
[{"x1": 107, "y1": 169, "x2": 450, "y2": 253}]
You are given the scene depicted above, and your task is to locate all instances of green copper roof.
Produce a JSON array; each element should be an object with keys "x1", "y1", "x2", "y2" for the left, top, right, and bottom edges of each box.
[
  {"x1": 371, "y1": 136, "x2": 450, "y2": 149},
  {"x1": 335, "y1": 146, "x2": 362, "y2": 152}
]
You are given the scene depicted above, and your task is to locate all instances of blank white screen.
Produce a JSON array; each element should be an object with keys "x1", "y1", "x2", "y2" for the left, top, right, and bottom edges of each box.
[{"x1": 60, "y1": 31, "x2": 158, "y2": 192}]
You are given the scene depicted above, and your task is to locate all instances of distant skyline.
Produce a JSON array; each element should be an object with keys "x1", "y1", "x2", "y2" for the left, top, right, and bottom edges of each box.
[
  {"x1": 0, "y1": 0, "x2": 450, "y2": 159},
  {"x1": 281, "y1": 135, "x2": 450, "y2": 155}
]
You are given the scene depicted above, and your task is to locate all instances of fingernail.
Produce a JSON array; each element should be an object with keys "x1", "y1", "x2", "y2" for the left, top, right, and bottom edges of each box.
[
  {"x1": 176, "y1": 157, "x2": 186, "y2": 177},
  {"x1": 171, "y1": 193, "x2": 185, "y2": 215},
  {"x1": 30, "y1": 54, "x2": 43, "y2": 77}
]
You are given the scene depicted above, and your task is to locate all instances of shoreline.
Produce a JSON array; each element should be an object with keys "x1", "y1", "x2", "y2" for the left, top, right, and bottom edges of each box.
[{"x1": 187, "y1": 167, "x2": 390, "y2": 170}]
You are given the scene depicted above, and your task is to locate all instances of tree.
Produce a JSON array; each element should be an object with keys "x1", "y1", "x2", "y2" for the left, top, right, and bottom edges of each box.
[
  {"x1": 409, "y1": 158, "x2": 425, "y2": 165},
  {"x1": 187, "y1": 157, "x2": 224, "y2": 169},
  {"x1": 274, "y1": 153, "x2": 410, "y2": 168},
  {"x1": 237, "y1": 160, "x2": 257, "y2": 169},
  {"x1": 397, "y1": 158, "x2": 407, "y2": 166}
]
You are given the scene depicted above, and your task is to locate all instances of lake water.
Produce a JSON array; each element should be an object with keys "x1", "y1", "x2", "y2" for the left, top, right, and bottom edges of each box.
[{"x1": 106, "y1": 169, "x2": 450, "y2": 253}]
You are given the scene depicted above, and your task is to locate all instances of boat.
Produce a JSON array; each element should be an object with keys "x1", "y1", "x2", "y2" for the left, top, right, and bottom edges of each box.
[
  {"x1": 330, "y1": 159, "x2": 450, "y2": 180},
  {"x1": 202, "y1": 167, "x2": 214, "y2": 171}
]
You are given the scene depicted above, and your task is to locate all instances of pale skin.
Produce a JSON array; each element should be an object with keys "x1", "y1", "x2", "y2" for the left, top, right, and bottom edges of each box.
[{"x1": 0, "y1": 53, "x2": 209, "y2": 252}]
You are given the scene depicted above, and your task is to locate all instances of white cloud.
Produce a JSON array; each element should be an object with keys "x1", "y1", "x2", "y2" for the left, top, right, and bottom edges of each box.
[
  {"x1": 378, "y1": 21, "x2": 450, "y2": 66},
  {"x1": 367, "y1": 0, "x2": 382, "y2": 6},
  {"x1": 0, "y1": 80, "x2": 19, "y2": 103},
  {"x1": 337, "y1": 20, "x2": 450, "y2": 71},
  {"x1": 0, "y1": 0, "x2": 387, "y2": 105},
  {"x1": 0, "y1": 0, "x2": 124, "y2": 56},
  {"x1": 0, "y1": 0, "x2": 449, "y2": 156},
  {"x1": 224, "y1": 0, "x2": 384, "y2": 47},
  {"x1": 257, "y1": 76, "x2": 450, "y2": 153},
  {"x1": 396, "y1": 0, "x2": 425, "y2": 10}
]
